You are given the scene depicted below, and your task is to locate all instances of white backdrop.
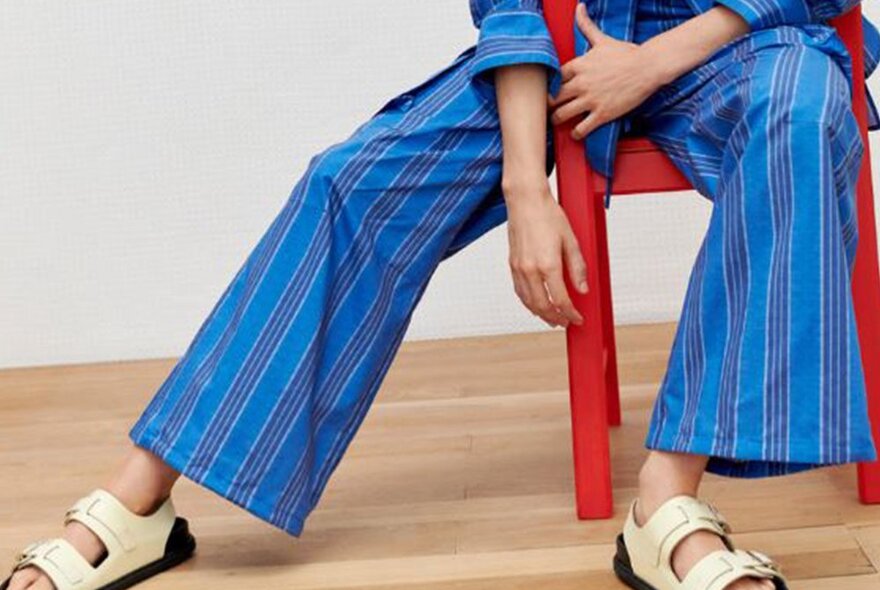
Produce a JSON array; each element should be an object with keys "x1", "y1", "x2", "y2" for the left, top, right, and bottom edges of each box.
[{"x1": 2, "y1": 1, "x2": 880, "y2": 369}]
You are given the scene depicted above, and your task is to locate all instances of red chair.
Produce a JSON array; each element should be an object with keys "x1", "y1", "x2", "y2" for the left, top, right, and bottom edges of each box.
[{"x1": 544, "y1": 1, "x2": 880, "y2": 519}]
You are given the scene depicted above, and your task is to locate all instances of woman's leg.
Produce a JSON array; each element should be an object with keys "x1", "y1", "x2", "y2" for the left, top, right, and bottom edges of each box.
[
  {"x1": 636, "y1": 451, "x2": 775, "y2": 588},
  {"x1": 126, "y1": 62, "x2": 509, "y2": 536},
  {"x1": 634, "y1": 451, "x2": 756, "y2": 586},
  {"x1": 8, "y1": 447, "x2": 179, "y2": 590},
  {"x1": 8, "y1": 46, "x2": 520, "y2": 590},
  {"x1": 630, "y1": 23, "x2": 877, "y2": 587}
]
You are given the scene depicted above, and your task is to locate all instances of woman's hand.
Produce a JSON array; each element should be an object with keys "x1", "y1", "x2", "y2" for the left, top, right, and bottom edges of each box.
[
  {"x1": 504, "y1": 176, "x2": 587, "y2": 328},
  {"x1": 549, "y1": 3, "x2": 749, "y2": 141},
  {"x1": 548, "y1": 3, "x2": 669, "y2": 140}
]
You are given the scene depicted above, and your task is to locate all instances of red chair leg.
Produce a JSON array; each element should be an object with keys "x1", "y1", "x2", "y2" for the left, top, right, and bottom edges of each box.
[
  {"x1": 853, "y1": 140, "x2": 880, "y2": 503},
  {"x1": 565, "y1": 320, "x2": 613, "y2": 519},
  {"x1": 830, "y1": 7, "x2": 880, "y2": 501},
  {"x1": 851, "y1": 61, "x2": 880, "y2": 502},
  {"x1": 555, "y1": 126, "x2": 613, "y2": 520},
  {"x1": 594, "y1": 191, "x2": 622, "y2": 427}
]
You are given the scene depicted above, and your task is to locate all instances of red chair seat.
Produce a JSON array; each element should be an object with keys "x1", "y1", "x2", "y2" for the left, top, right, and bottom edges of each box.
[{"x1": 595, "y1": 137, "x2": 690, "y2": 195}]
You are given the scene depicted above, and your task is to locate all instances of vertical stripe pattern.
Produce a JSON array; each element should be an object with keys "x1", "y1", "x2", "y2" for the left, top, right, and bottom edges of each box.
[
  {"x1": 129, "y1": 0, "x2": 878, "y2": 540},
  {"x1": 637, "y1": 9, "x2": 876, "y2": 477},
  {"x1": 130, "y1": 48, "x2": 516, "y2": 535}
]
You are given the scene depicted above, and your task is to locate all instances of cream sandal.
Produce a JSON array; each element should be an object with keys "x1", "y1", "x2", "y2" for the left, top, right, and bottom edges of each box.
[
  {"x1": 1, "y1": 489, "x2": 196, "y2": 590},
  {"x1": 613, "y1": 495, "x2": 787, "y2": 590}
]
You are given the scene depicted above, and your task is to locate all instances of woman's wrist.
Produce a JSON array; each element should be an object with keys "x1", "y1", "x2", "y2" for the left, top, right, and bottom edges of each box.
[
  {"x1": 638, "y1": 42, "x2": 683, "y2": 87},
  {"x1": 502, "y1": 171, "x2": 550, "y2": 199},
  {"x1": 502, "y1": 175, "x2": 555, "y2": 217}
]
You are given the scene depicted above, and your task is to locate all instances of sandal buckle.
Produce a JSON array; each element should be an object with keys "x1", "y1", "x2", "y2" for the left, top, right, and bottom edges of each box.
[
  {"x1": 704, "y1": 501, "x2": 732, "y2": 533},
  {"x1": 744, "y1": 549, "x2": 782, "y2": 575},
  {"x1": 13, "y1": 540, "x2": 46, "y2": 570},
  {"x1": 63, "y1": 507, "x2": 79, "y2": 525}
]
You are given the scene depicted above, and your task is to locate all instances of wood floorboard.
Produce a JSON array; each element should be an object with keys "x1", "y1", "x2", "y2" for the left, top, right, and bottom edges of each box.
[{"x1": 0, "y1": 323, "x2": 877, "y2": 588}]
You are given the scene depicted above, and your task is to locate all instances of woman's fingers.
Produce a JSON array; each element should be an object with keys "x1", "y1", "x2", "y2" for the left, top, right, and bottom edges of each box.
[
  {"x1": 511, "y1": 270, "x2": 531, "y2": 307},
  {"x1": 563, "y1": 232, "x2": 589, "y2": 294},
  {"x1": 551, "y1": 95, "x2": 592, "y2": 125},
  {"x1": 511, "y1": 265, "x2": 545, "y2": 323},
  {"x1": 548, "y1": 82, "x2": 574, "y2": 108},
  {"x1": 544, "y1": 269, "x2": 583, "y2": 325},
  {"x1": 518, "y1": 254, "x2": 584, "y2": 327},
  {"x1": 572, "y1": 110, "x2": 605, "y2": 140},
  {"x1": 510, "y1": 236, "x2": 590, "y2": 327},
  {"x1": 525, "y1": 269, "x2": 566, "y2": 326},
  {"x1": 560, "y1": 59, "x2": 581, "y2": 85},
  {"x1": 575, "y1": 3, "x2": 605, "y2": 47}
]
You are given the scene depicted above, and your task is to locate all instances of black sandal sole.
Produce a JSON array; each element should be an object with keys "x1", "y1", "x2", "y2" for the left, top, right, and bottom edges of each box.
[
  {"x1": 613, "y1": 533, "x2": 658, "y2": 590},
  {"x1": 1, "y1": 517, "x2": 196, "y2": 590}
]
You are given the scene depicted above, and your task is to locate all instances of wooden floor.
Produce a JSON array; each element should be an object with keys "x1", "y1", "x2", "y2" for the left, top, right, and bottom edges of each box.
[{"x1": 3, "y1": 323, "x2": 880, "y2": 588}]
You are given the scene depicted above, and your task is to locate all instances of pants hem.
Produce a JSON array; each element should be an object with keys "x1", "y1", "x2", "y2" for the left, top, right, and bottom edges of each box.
[
  {"x1": 645, "y1": 431, "x2": 878, "y2": 478},
  {"x1": 129, "y1": 426, "x2": 307, "y2": 537}
]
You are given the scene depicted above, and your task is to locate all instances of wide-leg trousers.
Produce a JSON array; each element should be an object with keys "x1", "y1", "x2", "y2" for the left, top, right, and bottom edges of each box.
[{"x1": 130, "y1": 20, "x2": 877, "y2": 535}]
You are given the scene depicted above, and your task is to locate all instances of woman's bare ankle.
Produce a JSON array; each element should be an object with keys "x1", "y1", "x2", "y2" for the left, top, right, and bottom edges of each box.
[
  {"x1": 636, "y1": 450, "x2": 709, "y2": 524},
  {"x1": 634, "y1": 452, "x2": 773, "y2": 588},
  {"x1": 104, "y1": 446, "x2": 181, "y2": 516}
]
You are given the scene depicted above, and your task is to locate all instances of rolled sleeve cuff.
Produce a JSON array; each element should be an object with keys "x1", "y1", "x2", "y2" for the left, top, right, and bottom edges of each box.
[
  {"x1": 712, "y1": 0, "x2": 810, "y2": 30},
  {"x1": 470, "y1": 5, "x2": 563, "y2": 97}
]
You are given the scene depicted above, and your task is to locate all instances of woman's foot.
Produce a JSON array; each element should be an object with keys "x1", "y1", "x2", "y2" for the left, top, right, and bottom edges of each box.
[
  {"x1": 6, "y1": 446, "x2": 180, "y2": 590},
  {"x1": 6, "y1": 521, "x2": 108, "y2": 590},
  {"x1": 637, "y1": 451, "x2": 775, "y2": 590}
]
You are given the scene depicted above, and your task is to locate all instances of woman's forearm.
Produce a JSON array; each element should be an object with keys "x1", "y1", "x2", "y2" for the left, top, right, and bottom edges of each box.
[
  {"x1": 493, "y1": 63, "x2": 588, "y2": 327},
  {"x1": 494, "y1": 64, "x2": 550, "y2": 203},
  {"x1": 643, "y1": 6, "x2": 749, "y2": 86}
]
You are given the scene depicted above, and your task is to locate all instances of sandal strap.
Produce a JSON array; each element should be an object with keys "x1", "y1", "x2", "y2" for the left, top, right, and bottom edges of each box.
[
  {"x1": 64, "y1": 490, "x2": 139, "y2": 555},
  {"x1": 12, "y1": 537, "x2": 94, "y2": 590},
  {"x1": 682, "y1": 548, "x2": 786, "y2": 590},
  {"x1": 62, "y1": 489, "x2": 177, "y2": 584},
  {"x1": 637, "y1": 495, "x2": 733, "y2": 567}
]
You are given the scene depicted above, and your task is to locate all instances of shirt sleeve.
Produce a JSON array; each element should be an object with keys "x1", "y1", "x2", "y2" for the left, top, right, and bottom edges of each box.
[
  {"x1": 469, "y1": 0, "x2": 563, "y2": 97},
  {"x1": 711, "y1": 0, "x2": 859, "y2": 29}
]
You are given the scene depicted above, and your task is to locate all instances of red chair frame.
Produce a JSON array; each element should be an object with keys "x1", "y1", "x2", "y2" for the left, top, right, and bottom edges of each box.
[{"x1": 544, "y1": 1, "x2": 880, "y2": 519}]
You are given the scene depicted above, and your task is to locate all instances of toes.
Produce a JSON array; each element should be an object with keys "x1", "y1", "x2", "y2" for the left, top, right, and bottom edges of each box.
[
  {"x1": 8, "y1": 568, "x2": 39, "y2": 590},
  {"x1": 730, "y1": 577, "x2": 775, "y2": 590},
  {"x1": 7, "y1": 567, "x2": 56, "y2": 590}
]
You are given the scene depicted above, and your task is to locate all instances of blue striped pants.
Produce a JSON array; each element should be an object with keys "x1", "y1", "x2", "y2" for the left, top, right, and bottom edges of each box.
[{"x1": 129, "y1": 15, "x2": 877, "y2": 535}]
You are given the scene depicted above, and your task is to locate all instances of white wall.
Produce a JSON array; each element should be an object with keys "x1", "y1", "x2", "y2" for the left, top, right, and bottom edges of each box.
[{"x1": 2, "y1": 1, "x2": 879, "y2": 369}]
